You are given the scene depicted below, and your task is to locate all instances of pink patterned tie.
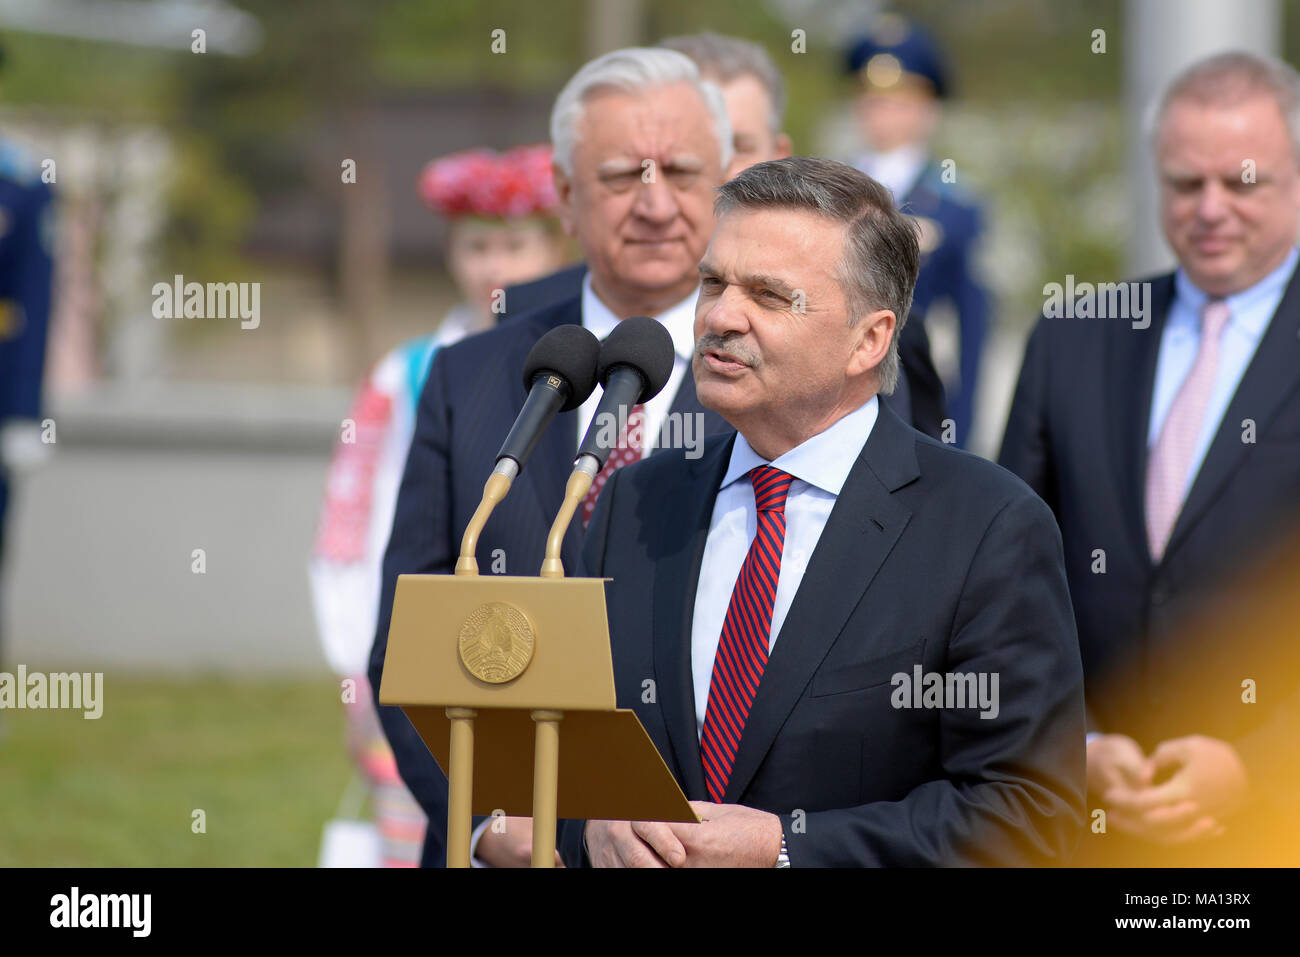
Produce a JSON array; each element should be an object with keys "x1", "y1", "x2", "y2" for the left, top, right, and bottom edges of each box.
[
  {"x1": 581, "y1": 403, "x2": 645, "y2": 527},
  {"x1": 1144, "y1": 299, "x2": 1232, "y2": 561}
]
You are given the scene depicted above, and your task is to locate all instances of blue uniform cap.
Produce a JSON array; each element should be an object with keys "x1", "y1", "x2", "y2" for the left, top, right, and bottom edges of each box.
[{"x1": 845, "y1": 13, "x2": 949, "y2": 98}]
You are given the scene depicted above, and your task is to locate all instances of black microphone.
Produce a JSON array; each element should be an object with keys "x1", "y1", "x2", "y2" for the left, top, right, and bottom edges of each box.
[
  {"x1": 459, "y1": 324, "x2": 599, "y2": 573},
  {"x1": 575, "y1": 316, "x2": 675, "y2": 469},
  {"x1": 495, "y1": 324, "x2": 601, "y2": 475},
  {"x1": 536, "y1": 316, "x2": 675, "y2": 577}
]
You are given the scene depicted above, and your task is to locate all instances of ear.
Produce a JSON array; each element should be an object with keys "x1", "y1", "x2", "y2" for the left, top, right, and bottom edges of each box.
[
  {"x1": 552, "y1": 162, "x2": 577, "y2": 238},
  {"x1": 847, "y1": 308, "x2": 896, "y2": 380},
  {"x1": 774, "y1": 132, "x2": 793, "y2": 160}
]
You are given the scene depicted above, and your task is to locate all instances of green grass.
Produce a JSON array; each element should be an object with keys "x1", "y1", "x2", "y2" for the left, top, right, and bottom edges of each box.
[{"x1": 0, "y1": 677, "x2": 351, "y2": 866}]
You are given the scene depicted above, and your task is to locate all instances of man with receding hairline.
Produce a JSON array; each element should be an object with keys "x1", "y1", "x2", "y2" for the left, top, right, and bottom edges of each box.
[{"x1": 1001, "y1": 50, "x2": 1300, "y2": 863}]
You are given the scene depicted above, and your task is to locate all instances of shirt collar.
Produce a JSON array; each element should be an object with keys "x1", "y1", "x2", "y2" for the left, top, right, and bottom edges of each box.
[
  {"x1": 1172, "y1": 245, "x2": 1299, "y2": 336},
  {"x1": 581, "y1": 272, "x2": 697, "y2": 361},
  {"x1": 720, "y1": 396, "x2": 880, "y2": 496}
]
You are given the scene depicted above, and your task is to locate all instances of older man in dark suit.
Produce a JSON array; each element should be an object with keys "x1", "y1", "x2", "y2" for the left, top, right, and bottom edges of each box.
[
  {"x1": 369, "y1": 46, "x2": 736, "y2": 868},
  {"x1": 564, "y1": 157, "x2": 1084, "y2": 867},
  {"x1": 1000, "y1": 51, "x2": 1300, "y2": 860}
]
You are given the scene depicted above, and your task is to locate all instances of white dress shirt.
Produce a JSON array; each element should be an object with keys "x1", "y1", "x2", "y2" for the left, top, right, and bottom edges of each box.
[
  {"x1": 576, "y1": 272, "x2": 698, "y2": 453},
  {"x1": 690, "y1": 397, "x2": 880, "y2": 739},
  {"x1": 1146, "y1": 246, "x2": 1297, "y2": 503}
]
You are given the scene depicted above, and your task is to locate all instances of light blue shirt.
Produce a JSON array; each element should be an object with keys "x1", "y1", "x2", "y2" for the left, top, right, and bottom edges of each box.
[
  {"x1": 690, "y1": 397, "x2": 880, "y2": 739},
  {"x1": 1147, "y1": 246, "x2": 1297, "y2": 502}
]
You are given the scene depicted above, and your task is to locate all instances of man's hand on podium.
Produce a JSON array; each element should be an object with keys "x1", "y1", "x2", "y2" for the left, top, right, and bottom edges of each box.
[
  {"x1": 586, "y1": 802, "x2": 783, "y2": 867},
  {"x1": 474, "y1": 816, "x2": 565, "y2": 867}
]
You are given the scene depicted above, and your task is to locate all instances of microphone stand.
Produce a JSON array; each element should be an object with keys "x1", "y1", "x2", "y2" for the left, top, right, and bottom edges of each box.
[
  {"x1": 444, "y1": 458, "x2": 518, "y2": 866},
  {"x1": 538, "y1": 456, "x2": 599, "y2": 580}
]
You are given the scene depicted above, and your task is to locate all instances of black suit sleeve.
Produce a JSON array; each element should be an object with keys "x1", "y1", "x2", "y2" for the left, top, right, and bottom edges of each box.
[
  {"x1": 899, "y1": 318, "x2": 947, "y2": 439},
  {"x1": 780, "y1": 491, "x2": 1087, "y2": 866},
  {"x1": 997, "y1": 321, "x2": 1106, "y2": 736},
  {"x1": 998, "y1": 319, "x2": 1057, "y2": 511},
  {"x1": 367, "y1": 348, "x2": 485, "y2": 866}
]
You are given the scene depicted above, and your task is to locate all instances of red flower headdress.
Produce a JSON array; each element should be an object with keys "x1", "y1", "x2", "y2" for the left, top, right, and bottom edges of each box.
[{"x1": 417, "y1": 144, "x2": 557, "y2": 219}]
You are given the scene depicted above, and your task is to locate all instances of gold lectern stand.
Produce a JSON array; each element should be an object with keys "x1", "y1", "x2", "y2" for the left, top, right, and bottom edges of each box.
[{"x1": 379, "y1": 470, "x2": 698, "y2": 868}]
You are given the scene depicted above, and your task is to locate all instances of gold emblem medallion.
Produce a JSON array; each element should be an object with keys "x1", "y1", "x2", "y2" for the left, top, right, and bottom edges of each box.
[{"x1": 458, "y1": 602, "x2": 535, "y2": 683}]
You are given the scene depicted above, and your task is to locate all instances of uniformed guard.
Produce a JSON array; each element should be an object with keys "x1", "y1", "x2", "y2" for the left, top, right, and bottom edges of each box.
[
  {"x1": 0, "y1": 43, "x2": 56, "y2": 673},
  {"x1": 845, "y1": 14, "x2": 990, "y2": 447}
]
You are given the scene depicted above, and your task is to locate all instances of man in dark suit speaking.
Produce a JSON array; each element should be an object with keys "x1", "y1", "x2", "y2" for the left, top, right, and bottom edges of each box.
[{"x1": 566, "y1": 157, "x2": 1085, "y2": 867}]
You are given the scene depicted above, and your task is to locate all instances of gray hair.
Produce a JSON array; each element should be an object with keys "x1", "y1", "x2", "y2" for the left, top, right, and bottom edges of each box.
[
  {"x1": 714, "y1": 157, "x2": 919, "y2": 395},
  {"x1": 658, "y1": 32, "x2": 787, "y2": 135},
  {"x1": 1146, "y1": 50, "x2": 1300, "y2": 158},
  {"x1": 549, "y1": 47, "x2": 733, "y2": 177}
]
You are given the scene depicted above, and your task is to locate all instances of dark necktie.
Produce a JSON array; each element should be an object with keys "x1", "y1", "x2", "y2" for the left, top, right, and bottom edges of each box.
[{"x1": 700, "y1": 465, "x2": 795, "y2": 802}]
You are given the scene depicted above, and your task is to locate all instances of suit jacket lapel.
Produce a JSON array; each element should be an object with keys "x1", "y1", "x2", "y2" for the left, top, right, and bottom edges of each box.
[
  {"x1": 651, "y1": 434, "x2": 734, "y2": 801},
  {"x1": 722, "y1": 403, "x2": 919, "y2": 803},
  {"x1": 1164, "y1": 267, "x2": 1300, "y2": 559},
  {"x1": 1109, "y1": 274, "x2": 1174, "y2": 569}
]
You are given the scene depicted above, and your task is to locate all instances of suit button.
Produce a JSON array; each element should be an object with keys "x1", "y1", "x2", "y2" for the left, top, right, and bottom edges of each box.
[{"x1": 1151, "y1": 585, "x2": 1169, "y2": 606}]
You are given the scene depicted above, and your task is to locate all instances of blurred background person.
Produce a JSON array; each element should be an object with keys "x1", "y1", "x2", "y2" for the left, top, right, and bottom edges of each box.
[
  {"x1": 999, "y1": 50, "x2": 1300, "y2": 865},
  {"x1": 658, "y1": 30, "x2": 947, "y2": 437},
  {"x1": 843, "y1": 13, "x2": 989, "y2": 447},
  {"x1": 0, "y1": 42, "x2": 55, "y2": 732},
  {"x1": 308, "y1": 144, "x2": 565, "y2": 866},
  {"x1": 659, "y1": 31, "x2": 793, "y2": 179},
  {"x1": 415, "y1": 144, "x2": 571, "y2": 343}
]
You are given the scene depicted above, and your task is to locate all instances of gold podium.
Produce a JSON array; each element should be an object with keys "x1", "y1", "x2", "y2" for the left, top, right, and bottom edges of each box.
[{"x1": 379, "y1": 572, "x2": 699, "y2": 867}]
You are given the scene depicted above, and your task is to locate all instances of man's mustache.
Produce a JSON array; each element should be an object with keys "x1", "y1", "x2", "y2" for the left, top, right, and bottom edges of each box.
[{"x1": 695, "y1": 334, "x2": 759, "y2": 367}]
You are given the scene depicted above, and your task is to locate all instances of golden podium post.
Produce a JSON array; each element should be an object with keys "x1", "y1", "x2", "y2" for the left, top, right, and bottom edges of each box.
[{"x1": 379, "y1": 467, "x2": 698, "y2": 868}]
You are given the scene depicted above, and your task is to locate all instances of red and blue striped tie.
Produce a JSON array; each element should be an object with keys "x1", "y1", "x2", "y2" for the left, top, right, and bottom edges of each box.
[{"x1": 700, "y1": 465, "x2": 795, "y2": 803}]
